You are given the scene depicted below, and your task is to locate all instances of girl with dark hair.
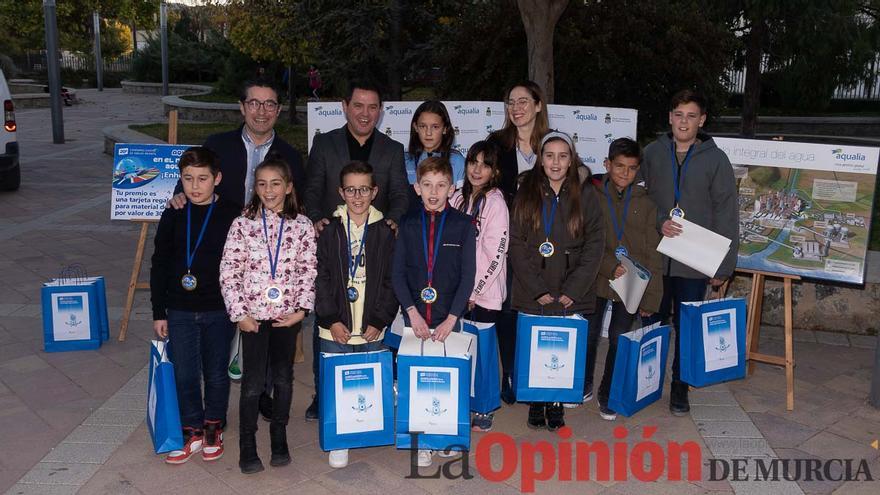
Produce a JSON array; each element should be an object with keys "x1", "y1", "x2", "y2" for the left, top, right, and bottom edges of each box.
[
  {"x1": 451, "y1": 141, "x2": 508, "y2": 431},
  {"x1": 405, "y1": 100, "x2": 466, "y2": 195},
  {"x1": 220, "y1": 158, "x2": 317, "y2": 474},
  {"x1": 509, "y1": 131, "x2": 604, "y2": 431}
]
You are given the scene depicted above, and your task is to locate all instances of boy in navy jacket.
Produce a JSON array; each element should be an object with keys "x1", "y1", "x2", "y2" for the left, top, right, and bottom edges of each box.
[{"x1": 392, "y1": 156, "x2": 477, "y2": 343}]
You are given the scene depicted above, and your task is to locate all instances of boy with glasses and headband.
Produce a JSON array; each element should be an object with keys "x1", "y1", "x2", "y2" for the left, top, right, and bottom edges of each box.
[{"x1": 314, "y1": 161, "x2": 399, "y2": 469}]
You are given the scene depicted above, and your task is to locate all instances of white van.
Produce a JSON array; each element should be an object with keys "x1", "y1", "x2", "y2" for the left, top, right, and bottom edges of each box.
[{"x1": 0, "y1": 68, "x2": 20, "y2": 190}]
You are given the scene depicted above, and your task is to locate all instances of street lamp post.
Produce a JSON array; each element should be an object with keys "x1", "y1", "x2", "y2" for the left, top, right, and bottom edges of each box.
[
  {"x1": 93, "y1": 11, "x2": 103, "y2": 91},
  {"x1": 160, "y1": 1, "x2": 169, "y2": 97},
  {"x1": 43, "y1": 0, "x2": 64, "y2": 143}
]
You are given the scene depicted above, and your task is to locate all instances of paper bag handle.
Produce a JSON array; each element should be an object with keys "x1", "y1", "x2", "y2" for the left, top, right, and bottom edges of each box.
[{"x1": 59, "y1": 263, "x2": 88, "y2": 284}]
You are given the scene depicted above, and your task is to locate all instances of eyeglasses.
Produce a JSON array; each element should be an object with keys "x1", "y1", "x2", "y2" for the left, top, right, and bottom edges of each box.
[
  {"x1": 244, "y1": 99, "x2": 279, "y2": 112},
  {"x1": 342, "y1": 186, "x2": 374, "y2": 197},
  {"x1": 505, "y1": 98, "x2": 534, "y2": 109}
]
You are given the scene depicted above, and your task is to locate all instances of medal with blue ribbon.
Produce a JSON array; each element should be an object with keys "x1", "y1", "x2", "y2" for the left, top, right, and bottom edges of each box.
[
  {"x1": 669, "y1": 141, "x2": 694, "y2": 219},
  {"x1": 420, "y1": 208, "x2": 448, "y2": 304},
  {"x1": 346, "y1": 214, "x2": 368, "y2": 303},
  {"x1": 605, "y1": 180, "x2": 632, "y2": 261},
  {"x1": 539, "y1": 195, "x2": 558, "y2": 257},
  {"x1": 180, "y1": 197, "x2": 215, "y2": 291},
  {"x1": 261, "y1": 207, "x2": 285, "y2": 303}
]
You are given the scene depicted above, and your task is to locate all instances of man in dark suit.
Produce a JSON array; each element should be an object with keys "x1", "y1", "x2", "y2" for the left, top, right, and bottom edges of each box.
[
  {"x1": 168, "y1": 79, "x2": 306, "y2": 209},
  {"x1": 302, "y1": 80, "x2": 408, "y2": 420}
]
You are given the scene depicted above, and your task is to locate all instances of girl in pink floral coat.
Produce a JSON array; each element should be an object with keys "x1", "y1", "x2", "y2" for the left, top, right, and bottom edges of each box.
[{"x1": 220, "y1": 156, "x2": 317, "y2": 474}]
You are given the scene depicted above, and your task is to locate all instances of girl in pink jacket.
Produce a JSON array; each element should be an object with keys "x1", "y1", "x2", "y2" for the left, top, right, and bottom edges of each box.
[
  {"x1": 220, "y1": 157, "x2": 317, "y2": 474},
  {"x1": 451, "y1": 140, "x2": 509, "y2": 432}
]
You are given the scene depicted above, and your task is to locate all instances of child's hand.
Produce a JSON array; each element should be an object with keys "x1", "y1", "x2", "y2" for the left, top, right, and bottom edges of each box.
[
  {"x1": 330, "y1": 322, "x2": 352, "y2": 344},
  {"x1": 613, "y1": 264, "x2": 627, "y2": 279},
  {"x1": 363, "y1": 325, "x2": 382, "y2": 342},
  {"x1": 407, "y1": 307, "x2": 430, "y2": 340},
  {"x1": 558, "y1": 294, "x2": 574, "y2": 308},
  {"x1": 313, "y1": 218, "x2": 330, "y2": 236},
  {"x1": 661, "y1": 219, "x2": 683, "y2": 238},
  {"x1": 432, "y1": 315, "x2": 458, "y2": 342},
  {"x1": 536, "y1": 294, "x2": 555, "y2": 306},
  {"x1": 238, "y1": 316, "x2": 259, "y2": 333},
  {"x1": 467, "y1": 300, "x2": 475, "y2": 312},
  {"x1": 639, "y1": 309, "x2": 653, "y2": 318},
  {"x1": 153, "y1": 320, "x2": 168, "y2": 339},
  {"x1": 273, "y1": 310, "x2": 306, "y2": 328}
]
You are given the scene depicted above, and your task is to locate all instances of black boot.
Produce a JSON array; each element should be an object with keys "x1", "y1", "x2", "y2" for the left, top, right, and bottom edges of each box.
[
  {"x1": 527, "y1": 403, "x2": 546, "y2": 429},
  {"x1": 269, "y1": 423, "x2": 291, "y2": 467},
  {"x1": 669, "y1": 380, "x2": 690, "y2": 416},
  {"x1": 546, "y1": 403, "x2": 565, "y2": 431},
  {"x1": 500, "y1": 373, "x2": 515, "y2": 405},
  {"x1": 238, "y1": 433, "x2": 264, "y2": 474},
  {"x1": 305, "y1": 394, "x2": 319, "y2": 421}
]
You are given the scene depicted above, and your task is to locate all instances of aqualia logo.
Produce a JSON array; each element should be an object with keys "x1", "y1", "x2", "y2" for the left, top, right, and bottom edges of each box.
[
  {"x1": 833, "y1": 148, "x2": 866, "y2": 162},
  {"x1": 313, "y1": 106, "x2": 343, "y2": 117},
  {"x1": 453, "y1": 105, "x2": 480, "y2": 116},
  {"x1": 572, "y1": 109, "x2": 598, "y2": 121},
  {"x1": 385, "y1": 105, "x2": 413, "y2": 116}
]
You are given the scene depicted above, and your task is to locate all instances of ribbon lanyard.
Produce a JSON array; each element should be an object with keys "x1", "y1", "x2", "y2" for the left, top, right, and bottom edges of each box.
[
  {"x1": 261, "y1": 207, "x2": 285, "y2": 281},
  {"x1": 470, "y1": 196, "x2": 484, "y2": 221},
  {"x1": 185, "y1": 197, "x2": 215, "y2": 273},
  {"x1": 604, "y1": 181, "x2": 632, "y2": 247},
  {"x1": 542, "y1": 195, "x2": 559, "y2": 242},
  {"x1": 670, "y1": 141, "x2": 695, "y2": 208},
  {"x1": 421, "y1": 208, "x2": 449, "y2": 292},
  {"x1": 346, "y1": 215, "x2": 368, "y2": 282}
]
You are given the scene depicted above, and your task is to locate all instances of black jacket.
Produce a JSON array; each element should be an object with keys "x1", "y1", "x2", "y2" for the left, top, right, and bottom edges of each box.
[
  {"x1": 314, "y1": 216, "x2": 398, "y2": 332},
  {"x1": 509, "y1": 178, "x2": 606, "y2": 315},
  {"x1": 201, "y1": 125, "x2": 306, "y2": 210},
  {"x1": 486, "y1": 132, "x2": 520, "y2": 206}
]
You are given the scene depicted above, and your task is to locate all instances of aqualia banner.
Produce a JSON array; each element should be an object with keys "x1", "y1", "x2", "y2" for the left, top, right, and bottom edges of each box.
[
  {"x1": 111, "y1": 143, "x2": 192, "y2": 220},
  {"x1": 716, "y1": 137, "x2": 879, "y2": 284},
  {"x1": 307, "y1": 101, "x2": 638, "y2": 175}
]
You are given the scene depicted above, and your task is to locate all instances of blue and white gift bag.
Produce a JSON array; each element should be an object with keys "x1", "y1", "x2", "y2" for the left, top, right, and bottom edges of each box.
[
  {"x1": 319, "y1": 350, "x2": 394, "y2": 451},
  {"x1": 383, "y1": 310, "x2": 405, "y2": 349},
  {"x1": 513, "y1": 313, "x2": 588, "y2": 403},
  {"x1": 608, "y1": 322, "x2": 671, "y2": 417},
  {"x1": 41, "y1": 274, "x2": 107, "y2": 352},
  {"x1": 679, "y1": 297, "x2": 747, "y2": 387},
  {"x1": 147, "y1": 340, "x2": 183, "y2": 454},
  {"x1": 462, "y1": 319, "x2": 501, "y2": 414},
  {"x1": 396, "y1": 331, "x2": 473, "y2": 452}
]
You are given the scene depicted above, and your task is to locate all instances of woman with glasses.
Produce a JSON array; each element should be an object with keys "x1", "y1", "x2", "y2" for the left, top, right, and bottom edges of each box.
[{"x1": 486, "y1": 80, "x2": 550, "y2": 405}]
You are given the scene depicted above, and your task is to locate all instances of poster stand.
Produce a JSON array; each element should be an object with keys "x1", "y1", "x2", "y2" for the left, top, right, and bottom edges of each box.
[
  {"x1": 118, "y1": 111, "x2": 178, "y2": 341},
  {"x1": 737, "y1": 267, "x2": 799, "y2": 411}
]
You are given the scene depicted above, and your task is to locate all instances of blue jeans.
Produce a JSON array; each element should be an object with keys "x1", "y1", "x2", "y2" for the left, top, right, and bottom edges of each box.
[
  {"x1": 585, "y1": 298, "x2": 638, "y2": 403},
  {"x1": 650, "y1": 276, "x2": 707, "y2": 382},
  {"x1": 166, "y1": 309, "x2": 236, "y2": 429}
]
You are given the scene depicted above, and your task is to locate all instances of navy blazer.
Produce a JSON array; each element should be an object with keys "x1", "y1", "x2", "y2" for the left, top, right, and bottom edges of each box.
[
  {"x1": 201, "y1": 125, "x2": 306, "y2": 210},
  {"x1": 391, "y1": 206, "x2": 476, "y2": 327}
]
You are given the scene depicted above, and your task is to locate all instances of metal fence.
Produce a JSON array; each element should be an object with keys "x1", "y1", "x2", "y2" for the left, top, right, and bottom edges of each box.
[
  {"x1": 725, "y1": 53, "x2": 880, "y2": 101},
  {"x1": 9, "y1": 50, "x2": 132, "y2": 74}
]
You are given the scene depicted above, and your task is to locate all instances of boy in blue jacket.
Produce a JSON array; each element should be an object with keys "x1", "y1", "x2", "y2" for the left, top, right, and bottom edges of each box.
[{"x1": 391, "y1": 156, "x2": 476, "y2": 467}]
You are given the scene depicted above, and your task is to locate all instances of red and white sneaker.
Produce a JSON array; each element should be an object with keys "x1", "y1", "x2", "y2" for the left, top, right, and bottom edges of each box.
[
  {"x1": 165, "y1": 427, "x2": 203, "y2": 465},
  {"x1": 201, "y1": 420, "x2": 224, "y2": 461}
]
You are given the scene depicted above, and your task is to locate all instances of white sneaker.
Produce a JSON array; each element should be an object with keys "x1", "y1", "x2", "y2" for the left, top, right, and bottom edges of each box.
[
  {"x1": 436, "y1": 448, "x2": 458, "y2": 458},
  {"x1": 329, "y1": 449, "x2": 349, "y2": 468},
  {"x1": 417, "y1": 449, "x2": 433, "y2": 467}
]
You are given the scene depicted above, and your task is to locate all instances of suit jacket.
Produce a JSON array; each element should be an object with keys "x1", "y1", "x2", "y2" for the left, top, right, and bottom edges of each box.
[
  {"x1": 202, "y1": 126, "x2": 306, "y2": 210},
  {"x1": 304, "y1": 126, "x2": 409, "y2": 223}
]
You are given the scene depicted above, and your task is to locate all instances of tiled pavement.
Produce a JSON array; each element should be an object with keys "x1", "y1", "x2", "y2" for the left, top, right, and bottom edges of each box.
[{"x1": 2, "y1": 89, "x2": 880, "y2": 494}]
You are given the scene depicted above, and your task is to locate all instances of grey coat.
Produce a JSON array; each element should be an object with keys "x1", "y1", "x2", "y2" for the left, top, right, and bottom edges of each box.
[
  {"x1": 303, "y1": 126, "x2": 409, "y2": 223},
  {"x1": 641, "y1": 132, "x2": 739, "y2": 279}
]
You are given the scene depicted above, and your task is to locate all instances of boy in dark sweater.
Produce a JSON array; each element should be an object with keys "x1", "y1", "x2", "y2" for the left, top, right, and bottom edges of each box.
[{"x1": 150, "y1": 147, "x2": 241, "y2": 464}]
